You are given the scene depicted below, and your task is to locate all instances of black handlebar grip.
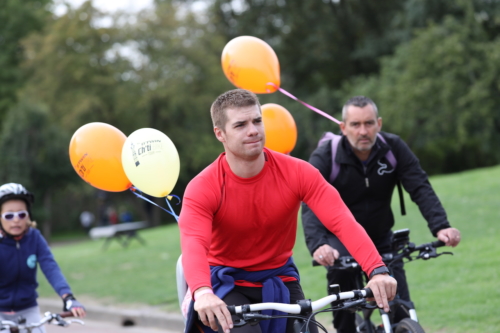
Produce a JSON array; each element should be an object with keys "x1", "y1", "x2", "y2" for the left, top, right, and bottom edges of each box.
[
  {"x1": 227, "y1": 305, "x2": 236, "y2": 315},
  {"x1": 312, "y1": 260, "x2": 321, "y2": 267},
  {"x1": 431, "y1": 240, "x2": 446, "y2": 248},
  {"x1": 59, "y1": 311, "x2": 73, "y2": 318},
  {"x1": 362, "y1": 288, "x2": 373, "y2": 298}
]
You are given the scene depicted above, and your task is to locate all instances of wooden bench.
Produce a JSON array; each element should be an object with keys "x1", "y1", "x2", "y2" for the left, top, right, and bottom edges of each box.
[{"x1": 89, "y1": 221, "x2": 148, "y2": 249}]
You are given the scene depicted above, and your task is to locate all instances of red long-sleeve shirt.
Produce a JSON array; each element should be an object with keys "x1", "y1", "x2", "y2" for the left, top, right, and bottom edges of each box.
[{"x1": 179, "y1": 148, "x2": 383, "y2": 293}]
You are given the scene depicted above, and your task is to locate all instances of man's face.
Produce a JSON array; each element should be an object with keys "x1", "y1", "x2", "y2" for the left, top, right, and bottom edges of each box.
[
  {"x1": 214, "y1": 104, "x2": 265, "y2": 160},
  {"x1": 340, "y1": 104, "x2": 382, "y2": 153}
]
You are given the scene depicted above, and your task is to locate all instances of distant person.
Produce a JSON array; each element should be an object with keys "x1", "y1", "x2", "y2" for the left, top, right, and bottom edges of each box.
[
  {"x1": 96, "y1": 191, "x2": 108, "y2": 226},
  {"x1": 107, "y1": 207, "x2": 118, "y2": 225},
  {"x1": 302, "y1": 96, "x2": 461, "y2": 333},
  {"x1": 179, "y1": 89, "x2": 396, "y2": 333},
  {"x1": 119, "y1": 207, "x2": 133, "y2": 223},
  {"x1": 0, "y1": 183, "x2": 86, "y2": 332},
  {"x1": 79, "y1": 210, "x2": 95, "y2": 234}
]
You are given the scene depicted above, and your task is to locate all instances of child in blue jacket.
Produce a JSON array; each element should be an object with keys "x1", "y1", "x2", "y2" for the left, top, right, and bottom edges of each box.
[{"x1": 0, "y1": 183, "x2": 85, "y2": 332}]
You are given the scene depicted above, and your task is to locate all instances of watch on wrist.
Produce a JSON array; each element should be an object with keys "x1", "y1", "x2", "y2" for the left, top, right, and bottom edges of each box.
[{"x1": 369, "y1": 266, "x2": 390, "y2": 279}]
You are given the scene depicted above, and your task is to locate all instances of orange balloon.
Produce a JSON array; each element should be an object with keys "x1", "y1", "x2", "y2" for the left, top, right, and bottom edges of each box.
[
  {"x1": 69, "y1": 123, "x2": 132, "y2": 192},
  {"x1": 222, "y1": 36, "x2": 280, "y2": 94},
  {"x1": 262, "y1": 103, "x2": 297, "y2": 154}
]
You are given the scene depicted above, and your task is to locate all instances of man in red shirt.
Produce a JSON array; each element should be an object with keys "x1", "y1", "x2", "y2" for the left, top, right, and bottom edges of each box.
[{"x1": 179, "y1": 89, "x2": 396, "y2": 333}]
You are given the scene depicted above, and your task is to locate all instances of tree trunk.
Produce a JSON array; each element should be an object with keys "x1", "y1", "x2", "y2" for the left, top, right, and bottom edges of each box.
[{"x1": 42, "y1": 190, "x2": 52, "y2": 243}]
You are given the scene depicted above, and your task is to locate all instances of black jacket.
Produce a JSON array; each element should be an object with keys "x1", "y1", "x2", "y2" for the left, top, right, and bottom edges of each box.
[{"x1": 301, "y1": 131, "x2": 451, "y2": 255}]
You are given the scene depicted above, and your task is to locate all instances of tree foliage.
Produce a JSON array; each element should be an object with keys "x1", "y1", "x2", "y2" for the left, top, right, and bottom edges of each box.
[
  {"x1": 1, "y1": 0, "x2": 500, "y2": 233},
  {"x1": 0, "y1": 0, "x2": 51, "y2": 119},
  {"x1": 0, "y1": 101, "x2": 77, "y2": 236},
  {"x1": 341, "y1": 13, "x2": 500, "y2": 174},
  {"x1": 21, "y1": 2, "x2": 139, "y2": 131},
  {"x1": 122, "y1": 1, "x2": 232, "y2": 188}
]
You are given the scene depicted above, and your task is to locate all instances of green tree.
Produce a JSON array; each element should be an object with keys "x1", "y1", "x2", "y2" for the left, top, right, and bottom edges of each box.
[
  {"x1": 21, "y1": 1, "x2": 139, "y2": 132},
  {"x1": 341, "y1": 14, "x2": 500, "y2": 174},
  {"x1": 208, "y1": 0, "x2": 500, "y2": 163},
  {"x1": 9, "y1": 2, "x2": 150, "y2": 231},
  {"x1": 124, "y1": 1, "x2": 232, "y2": 190},
  {"x1": 210, "y1": 0, "x2": 407, "y2": 93},
  {"x1": 0, "y1": 0, "x2": 51, "y2": 119},
  {"x1": 0, "y1": 101, "x2": 77, "y2": 239}
]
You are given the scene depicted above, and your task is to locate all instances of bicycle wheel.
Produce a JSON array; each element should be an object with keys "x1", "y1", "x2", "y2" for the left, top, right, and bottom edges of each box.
[
  {"x1": 355, "y1": 312, "x2": 376, "y2": 332},
  {"x1": 394, "y1": 318, "x2": 425, "y2": 333}
]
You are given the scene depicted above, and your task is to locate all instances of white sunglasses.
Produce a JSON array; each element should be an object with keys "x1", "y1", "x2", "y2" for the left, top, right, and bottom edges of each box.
[{"x1": 1, "y1": 210, "x2": 29, "y2": 221}]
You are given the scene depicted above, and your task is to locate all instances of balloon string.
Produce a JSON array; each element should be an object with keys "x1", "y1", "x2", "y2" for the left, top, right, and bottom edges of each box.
[
  {"x1": 129, "y1": 187, "x2": 180, "y2": 223},
  {"x1": 267, "y1": 83, "x2": 341, "y2": 125},
  {"x1": 165, "y1": 196, "x2": 180, "y2": 222}
]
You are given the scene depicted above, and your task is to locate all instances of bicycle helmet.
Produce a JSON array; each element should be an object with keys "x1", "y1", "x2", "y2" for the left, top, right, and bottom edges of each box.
[{"x1": 0, "y1": 183, "x2": 34, "y2": 218}]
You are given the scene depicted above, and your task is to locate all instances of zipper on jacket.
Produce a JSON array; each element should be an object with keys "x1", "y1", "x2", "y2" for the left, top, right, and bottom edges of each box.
[
  {"x1": 362, "y1": 165, "x2": 369, "y2": 188},
  {"x1": 11, "y1": 240, "x2": 21, "y2": 311}
]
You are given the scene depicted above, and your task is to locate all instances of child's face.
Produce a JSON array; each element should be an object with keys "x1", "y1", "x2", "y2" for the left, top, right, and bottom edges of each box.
[{"x1": 1, "y1": 199, "x2": 30, "y2": 236}]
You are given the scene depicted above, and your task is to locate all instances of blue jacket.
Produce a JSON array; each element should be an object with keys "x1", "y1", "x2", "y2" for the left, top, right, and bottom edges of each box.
[
  {"x1": 186, "y1": 257, "x2": 299, "y2": 333},
  {"x1": 0, "y1": 228, "x2": 72, "y2": 312}
]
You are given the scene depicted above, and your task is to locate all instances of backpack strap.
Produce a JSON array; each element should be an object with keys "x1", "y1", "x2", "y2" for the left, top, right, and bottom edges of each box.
[
  {"x1": 377, "y1": 133, "x2": 406, "y2": 216},
  {"x1": 317, "y1": 132, "x2": 342, "y2": 184},
  {"x1": 376, "y1": 133, "x2": 397, "y2": 169},
  {"x1": 328, "y1": 135, "x2": 342, "y2": 184}
]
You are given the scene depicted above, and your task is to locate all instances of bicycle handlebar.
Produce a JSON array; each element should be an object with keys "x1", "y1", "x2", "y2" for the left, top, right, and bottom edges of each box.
[
  {"x1": 312, "y1": 256, "x2": 359, "y2": 268},
  {"x1": 312, "y1": 239, "x2": 449, "y2": 268},
  {"x1": 417, "y1": 240, "x2": 445, "y2": 250},
  {"x1": 0, "y1": 312, "x2": 83, "y2": 330},
  {"x1": 227, "y1": 288, "x2": 373, "y2": 315}
]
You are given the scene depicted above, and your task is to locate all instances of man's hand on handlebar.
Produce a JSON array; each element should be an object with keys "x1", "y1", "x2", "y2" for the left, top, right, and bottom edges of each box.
[
  {"x1": 365, "y1": 274, "x2": 397, "y2": 313},
  {"x1": 437, "y1": 227, "x2": 461, "y2": 247},
  {"x1": 313, "y1": 244, "x2": 339, "y2": 267},
  {"x1": 194, "y1": 288, "x2": 233, "y2": 333}
]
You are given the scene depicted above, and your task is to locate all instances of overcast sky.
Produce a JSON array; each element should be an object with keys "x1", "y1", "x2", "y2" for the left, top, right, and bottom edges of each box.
[{"x1": 53, "y1": 0, "x2": 154, "y2": 15}]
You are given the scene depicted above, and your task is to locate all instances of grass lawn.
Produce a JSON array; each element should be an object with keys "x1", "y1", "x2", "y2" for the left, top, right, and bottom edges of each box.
[{"x1": 38, "y1": 165, "x2": 500, "y2": 332}]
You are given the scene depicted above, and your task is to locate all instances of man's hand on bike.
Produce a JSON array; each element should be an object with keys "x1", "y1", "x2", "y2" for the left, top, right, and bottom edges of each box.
[
  {"x1": 194, "y1": 288, "x2": 233, "y2": 333},
  {"x1": 437, "y1": 227, "x2": 461, "y2": 247},
  {"x1": 365, "y1": 273, "x2": 397, "y2": 313},
  {"x1": 313, "y1": 244, "x2": 339, "y2": 267}
]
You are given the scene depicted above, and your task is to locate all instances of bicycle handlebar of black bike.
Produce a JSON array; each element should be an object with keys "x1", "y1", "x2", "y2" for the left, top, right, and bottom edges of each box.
[
  {"x1": 227, "y1": 288, "x2": 373, "y2": 315},
  {"x1": 312, "y1": 239, "x2": 448, "y2": 268},
  {"x1": 416, "y1": 240, "x2": 445, "y2": 250}
]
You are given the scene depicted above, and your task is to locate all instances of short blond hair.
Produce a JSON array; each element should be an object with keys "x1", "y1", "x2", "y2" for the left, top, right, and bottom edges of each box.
[{"x1": 210, "y1": 89, "x2": 261, "y2": 131}]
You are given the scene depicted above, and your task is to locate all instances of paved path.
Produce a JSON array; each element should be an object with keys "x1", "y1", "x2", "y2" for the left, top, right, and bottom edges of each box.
[
  {"x1": 46, "y1": 318, "x2": 180, "y2": 333},
  {"x1": 38, "y1": 298, "x2": 185, "y2": 333}
]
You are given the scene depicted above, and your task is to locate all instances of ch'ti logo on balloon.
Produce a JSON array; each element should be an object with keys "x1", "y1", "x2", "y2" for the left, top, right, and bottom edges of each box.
[
  {"x1": 137, "y1": 140, "x2": 163, "y2": 156},
  {"x1": 130, "y1": 142, "x2": 139, "y2": 167},
  {"x1": 75, "y1": 153, "x2": 94, "y2": 179}
]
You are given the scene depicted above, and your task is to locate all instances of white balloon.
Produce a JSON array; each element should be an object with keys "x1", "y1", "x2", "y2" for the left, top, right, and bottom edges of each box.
[{"x1": 122, "y1": 128, "x2": 180, "y2": 197}]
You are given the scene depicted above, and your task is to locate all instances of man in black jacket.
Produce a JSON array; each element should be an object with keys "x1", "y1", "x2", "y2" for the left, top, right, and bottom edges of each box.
[{"x1": 301, "y1": 96, "x2": 461, "y2": 333}]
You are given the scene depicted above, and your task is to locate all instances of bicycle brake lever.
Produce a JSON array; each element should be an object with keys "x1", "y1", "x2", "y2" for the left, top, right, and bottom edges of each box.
[
  {"x1": 437, "y1": 252, "x2": 453, "y2": 257},
  {"x1": 233, "y1": 319, "x2": 247, "y2": 327},
  {"x1": 56, "y1": 319, "x2": 69, "y2": 327},
  {"x1": 235, "y1": 313, "x2": 272, "y2": 326},
  {"x1": 339, "y1": 299, "x2": 366, "y2": 310}
]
